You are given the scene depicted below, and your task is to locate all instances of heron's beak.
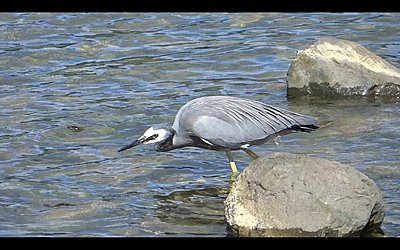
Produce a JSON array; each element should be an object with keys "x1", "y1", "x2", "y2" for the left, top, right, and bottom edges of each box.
[{"x1": 118, "y1": 136, "x2": 146, "y2": 152}]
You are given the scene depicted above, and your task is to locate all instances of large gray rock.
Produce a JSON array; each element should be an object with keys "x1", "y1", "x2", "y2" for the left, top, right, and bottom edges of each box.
[
  {"x1": 224, "y1": 152, "x2": 385, "y2": 237},
  {"x1": 287, "y1": 38, "x2": 400, "y2": 98}
]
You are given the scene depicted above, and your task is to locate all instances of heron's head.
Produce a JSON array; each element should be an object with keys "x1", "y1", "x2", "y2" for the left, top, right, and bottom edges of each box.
[{"x1": 118, "y1": 126, "x2": 174, "y2": 153}]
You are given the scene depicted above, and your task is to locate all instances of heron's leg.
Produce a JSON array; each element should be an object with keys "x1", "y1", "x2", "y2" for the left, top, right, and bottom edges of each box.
[
  {"x1": 225, "y1": 150, "x2": 239, "y2": 175},
  {"x1": 242, "y1": 148, "x2": 259, "y2": 160}
]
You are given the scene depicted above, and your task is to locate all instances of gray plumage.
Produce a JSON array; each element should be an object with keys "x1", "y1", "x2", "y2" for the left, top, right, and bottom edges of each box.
[
  {"x1": 118, "y1": 95, "x2": 319, "y2": 174},
  {"x1": 172, "y1": 96, "x2": 317, "y2": 149}
]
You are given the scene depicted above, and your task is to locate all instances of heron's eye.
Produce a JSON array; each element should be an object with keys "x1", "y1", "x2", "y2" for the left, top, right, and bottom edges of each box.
[{"x1": 148, "y1": 134, "x2": 158, "y2": 140}]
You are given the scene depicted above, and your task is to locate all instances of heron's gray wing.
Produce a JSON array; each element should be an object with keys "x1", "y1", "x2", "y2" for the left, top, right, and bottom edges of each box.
[{"x1": 173, "y1": 96, "x2": 317, "y2": 148}]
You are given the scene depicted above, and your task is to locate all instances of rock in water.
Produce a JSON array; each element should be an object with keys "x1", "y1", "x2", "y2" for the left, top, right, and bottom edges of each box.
[
  {"x1": 287, "y1": 38, "x2": 400, "y2": 98},
  {"x1": 224, "y1": 152, "x2": 385, "y2": 237}
]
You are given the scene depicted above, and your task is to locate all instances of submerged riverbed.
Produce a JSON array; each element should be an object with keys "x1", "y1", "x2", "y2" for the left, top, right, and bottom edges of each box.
[{"x1": 0, "y1": 13, "x2": 399, "y2": 236}]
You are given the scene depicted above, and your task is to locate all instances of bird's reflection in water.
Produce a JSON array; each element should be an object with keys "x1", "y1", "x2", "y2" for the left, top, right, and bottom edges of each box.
[{"x1": 153, "y1": 186, "x2": 229, "y2": 226}]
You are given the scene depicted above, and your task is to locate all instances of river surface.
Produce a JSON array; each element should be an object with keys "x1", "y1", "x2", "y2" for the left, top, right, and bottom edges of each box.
[{"x1": 0, "y1": 13, "x2": 399, "y2": 237}]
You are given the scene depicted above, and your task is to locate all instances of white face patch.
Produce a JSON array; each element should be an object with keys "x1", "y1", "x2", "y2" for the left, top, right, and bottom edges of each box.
[{"x1": 142, "y1": 127, "x2": 169, "y2": 144}]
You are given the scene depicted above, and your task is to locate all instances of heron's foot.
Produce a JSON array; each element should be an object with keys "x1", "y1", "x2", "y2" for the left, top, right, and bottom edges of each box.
[
  {"x1": 242, "y1": 148, "x2": 259, "y2": 160},
  {"x1": 229, "y1": 175, "x2": 237, "y2": 185},
  {"x1": 229, "y1": 170, "x2": 240, "y2": 185}
]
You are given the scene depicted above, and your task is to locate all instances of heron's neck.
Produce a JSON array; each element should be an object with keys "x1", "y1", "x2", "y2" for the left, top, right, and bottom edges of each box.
[
  {"x1": 171, "y1": 130, "x2": 195, "y2": 149},
  {"x1": 155, "y1": 128, "x2": 195, "y2": 152},
  {"x1": 154, "y1": 128, "x2": 180, "y2": 152}
]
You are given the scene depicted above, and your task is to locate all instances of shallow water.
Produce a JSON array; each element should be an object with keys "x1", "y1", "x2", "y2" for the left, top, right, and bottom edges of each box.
[{"x1": 0, "y1": 13, "x2": 399, "y2": 237}]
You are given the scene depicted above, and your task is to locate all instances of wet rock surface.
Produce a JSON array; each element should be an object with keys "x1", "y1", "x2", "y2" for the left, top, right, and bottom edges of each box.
[
  {"x1": 287, "y1": 38, "x2": 400, "y2": 98},
  {"x1": 224, "y1": 152, "x2": 385, "y2": 237}
]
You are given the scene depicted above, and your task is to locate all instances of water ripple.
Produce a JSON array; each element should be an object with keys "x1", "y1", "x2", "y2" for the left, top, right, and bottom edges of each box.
[{"x1": 0, "y1": 12, "x2": 399, "y2": 237}]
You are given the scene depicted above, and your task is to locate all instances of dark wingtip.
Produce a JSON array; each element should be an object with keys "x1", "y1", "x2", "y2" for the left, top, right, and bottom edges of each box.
[
  {"x1": 303, "y1": 124, "x2": 320, "y2": 130},
  {"x1": 291, "y1": 124, "x2": 319, "y2": 133}
]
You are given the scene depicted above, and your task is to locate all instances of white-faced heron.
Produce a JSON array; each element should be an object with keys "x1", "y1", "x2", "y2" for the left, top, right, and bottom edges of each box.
[{"x1": 118, "y1": 96, "x2": 318, "y2": 175}]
